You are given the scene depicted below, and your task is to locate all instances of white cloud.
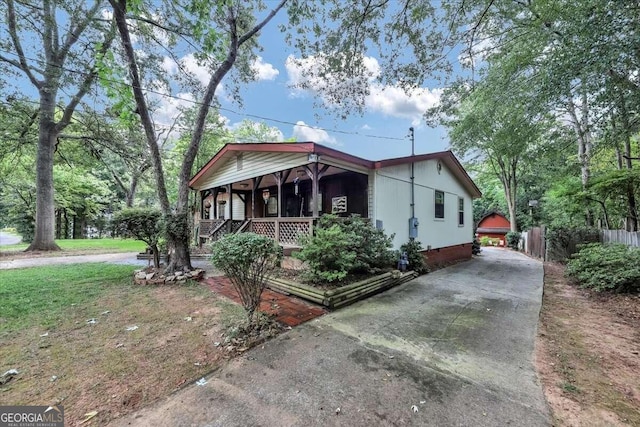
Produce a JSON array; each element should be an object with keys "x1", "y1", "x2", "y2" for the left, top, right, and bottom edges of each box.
[
  {"x1": 366, "y1": 86, "x2": 442, "y2": 126},
  {"x1": 292, "y1": 121, "x2": 337, "y2": 145},
  {"x1": 286, "y1": 54, "x2": 441, "y2": 125},
  {"x1": 361, "y1": 124, "x2": 372, "y2": 130},
  {"x1": 181, "y1": 54, "x2": 212, "y2": 87},
  {"x1": 252, "y1": 56, "x2": 279, "y2": 80}
]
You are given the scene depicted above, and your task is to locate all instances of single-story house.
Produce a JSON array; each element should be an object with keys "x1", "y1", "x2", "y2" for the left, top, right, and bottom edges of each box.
[
  {"x1": 189, "y1": 142, "x2": 482, "y2": 267},
  {"x1": 476, "y1": 211, "x2": 511, "y2": 246}
]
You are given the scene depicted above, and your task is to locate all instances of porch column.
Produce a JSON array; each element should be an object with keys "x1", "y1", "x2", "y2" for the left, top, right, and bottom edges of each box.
[
  {"x1": 226, "y1": 184, "x2": 233, "y2": 233},
  {"x1": 213, "y1": 188, "x2": 220, "y2": 219},
  {"x1": 226, "y1": 184, "x2": 233, "y2": 221},
  {"x1": 273, "y1": 170, "x2": 292, "y2": 218},
  {"x1": 312, "y1": 162, "x2": 319, "y2": 217},
  {"x1": 251, "y1": 176, "x2": 263, "y2": 218}
]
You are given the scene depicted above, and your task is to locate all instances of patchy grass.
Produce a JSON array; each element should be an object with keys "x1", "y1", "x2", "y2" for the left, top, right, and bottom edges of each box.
[
  {"x1": 536, "y1": 262, "x2": 640, "y2": 426},
  {"x1": 0, "y1": 238, "x2": 147, "y2": 258},
  {"x1": 0, "y1": 264, "x2": 245, "y2": 425}
]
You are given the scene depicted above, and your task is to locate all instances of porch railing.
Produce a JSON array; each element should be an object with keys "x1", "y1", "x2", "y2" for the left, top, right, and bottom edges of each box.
[
  {"x1": 199, "y1": 219, "x2": 226, "y2": 238},
  {"x1": 252, "y1": 218, "x2": 315, "y2": 246}
]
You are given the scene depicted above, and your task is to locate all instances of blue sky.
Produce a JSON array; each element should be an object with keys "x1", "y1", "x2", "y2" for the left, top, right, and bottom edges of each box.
[{"x1": 155, "y1": 9, "x2": 452, "y2": 161}]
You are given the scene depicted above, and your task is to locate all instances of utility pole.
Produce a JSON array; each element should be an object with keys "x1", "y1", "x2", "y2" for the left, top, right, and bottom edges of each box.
[{"x1": 408, "y1": 127, "x2": 418, "y2": 239}]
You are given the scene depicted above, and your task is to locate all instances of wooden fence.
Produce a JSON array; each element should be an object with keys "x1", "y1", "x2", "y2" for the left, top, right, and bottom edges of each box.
[
  {"x1": 523, "y1": 226, "x2": 546, "y2": 260},
  {"x1": 601, "y1": 229, "x2": 640, "y2": 247}
]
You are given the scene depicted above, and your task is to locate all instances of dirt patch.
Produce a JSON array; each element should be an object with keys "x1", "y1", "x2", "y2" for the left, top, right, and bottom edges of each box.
[
  {"x1": 0, "y1": 283, "x2": 247, "y2": 426},
  {"x1": 536, "y1": 262, "x2": 640, "y2": 426}
]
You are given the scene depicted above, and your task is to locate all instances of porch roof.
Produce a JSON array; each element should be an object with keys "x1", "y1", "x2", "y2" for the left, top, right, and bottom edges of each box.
[{"x1": 189, "y1": 142, "x2": 481, "y2": 198}]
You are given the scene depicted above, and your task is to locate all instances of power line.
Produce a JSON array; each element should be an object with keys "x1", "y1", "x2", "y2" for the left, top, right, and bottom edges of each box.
[{"x1": 0, "y1": 48, "x2": 407, "y2": 142}]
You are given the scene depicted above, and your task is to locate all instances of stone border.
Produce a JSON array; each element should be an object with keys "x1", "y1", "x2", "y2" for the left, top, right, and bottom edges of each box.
[
  {"x1": 134, "y1": 269, "x2": 205, "y2": 285},
  {"x1": 267, "y1": 270, "x2": 418, "y2": 309}
]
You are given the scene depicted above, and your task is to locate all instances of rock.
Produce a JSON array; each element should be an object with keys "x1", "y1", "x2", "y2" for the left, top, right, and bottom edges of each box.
[
  {"x1": 135, "y1": 272, "x2": 147, "y2": 280},
  {"x1": 166, "y1": 275, "x2": 176, "y2": 282},
  {"x1": 145, "y1": 273, "x2": 155, "y2": 280}
]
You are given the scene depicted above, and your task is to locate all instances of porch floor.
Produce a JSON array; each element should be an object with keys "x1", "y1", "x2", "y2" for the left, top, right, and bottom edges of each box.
[{"x1": 201, "y1": 276, "x2": 327, "y2": 327}]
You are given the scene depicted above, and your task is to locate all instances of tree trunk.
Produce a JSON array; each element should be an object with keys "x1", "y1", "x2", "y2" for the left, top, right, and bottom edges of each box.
[
  {"x1": 27, "y1": 94, "x2": 60, "y2": 251},
  {"x1": 566, "y1": 95, "x2": 593, "y2": 226},
  {"x1": 126, "y1": 174, "x2": 139, "y2": 208},
  {"x1": 618, "y1": 91, "x2": 638, "y2": 231}
]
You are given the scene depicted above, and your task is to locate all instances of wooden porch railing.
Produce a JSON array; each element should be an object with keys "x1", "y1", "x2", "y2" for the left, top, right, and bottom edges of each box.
[
  {"x1": 251, "y1": 218, "x2": 315, "y2": 246},
  {"x1": 198, "y1": 219, "x2": 226, "y2": 237}
]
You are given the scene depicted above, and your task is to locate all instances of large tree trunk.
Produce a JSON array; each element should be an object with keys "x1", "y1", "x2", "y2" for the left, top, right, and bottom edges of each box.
[{"x1": 27, "y1": 93, "x2": 60, "y2": 251}]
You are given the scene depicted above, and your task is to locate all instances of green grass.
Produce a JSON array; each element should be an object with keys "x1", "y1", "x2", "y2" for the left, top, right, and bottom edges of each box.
[
  {"x1": 0, "y1": 263, "x2": 137, "y2": 331},
  {"x1": 0, "y1": 238, "x2": 146, "y2": 253}
]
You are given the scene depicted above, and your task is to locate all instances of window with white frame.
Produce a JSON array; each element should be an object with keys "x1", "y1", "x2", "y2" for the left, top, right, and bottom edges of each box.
[
  {"x1": 435, "y1": 190, "x2": 445, "y2": 219},
  {"x1": 458, "y1": 197, "x2": 464, "y2": 226}
]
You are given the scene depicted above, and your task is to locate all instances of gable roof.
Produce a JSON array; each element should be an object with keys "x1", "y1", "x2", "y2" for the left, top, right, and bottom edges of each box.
[{"x1": 189, "y1": 142, "x2": 482, "y2": 198}]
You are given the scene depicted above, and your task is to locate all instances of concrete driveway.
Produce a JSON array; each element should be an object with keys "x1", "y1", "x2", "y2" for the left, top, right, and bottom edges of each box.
[{"x1": 111, "y1": 247, "x2": 549, "y2": 427}]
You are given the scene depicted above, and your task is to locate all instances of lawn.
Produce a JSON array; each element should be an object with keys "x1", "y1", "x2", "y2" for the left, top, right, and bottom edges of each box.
[
  {"x1": 0, "y1": 238, "x2": 147, "y2": 257},
  {"x1": 0, "y1": 264, "x2": 245, "y2": 425}
]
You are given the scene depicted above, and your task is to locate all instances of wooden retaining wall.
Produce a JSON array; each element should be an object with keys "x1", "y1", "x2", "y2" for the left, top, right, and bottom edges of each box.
[{"x1": 267, "y1": 270, "x2": 418, "y2": 309}]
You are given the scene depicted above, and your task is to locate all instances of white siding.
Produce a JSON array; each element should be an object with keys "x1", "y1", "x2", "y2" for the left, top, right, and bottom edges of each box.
[
  {"x1": 196, "y1": 152, "x2": 308, "y2": 190},
  {"x1": 220, "y1": 194, "x2": 246, "y2": 220},
  {"x1": 373, "y1": 159, "x2": 474, "y2": 250}
]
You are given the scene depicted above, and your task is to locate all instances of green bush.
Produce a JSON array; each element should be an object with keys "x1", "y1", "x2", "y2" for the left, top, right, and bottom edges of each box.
[
  {"x1": 505, "y1": 231, "x2": 521, "y2": 250},
  {"x1": 565, "y1": 243, "x2": 640, "y2": 293},
  {"x1": 112, "y1": 208, "x2": 164, "y2": 268},
  {"x1": 316, "y1": 215, "x2": 395, "y2": 271},
  {"x1": 479, "y1": 236, "x2": 491, "y2": 246},
  {"x1": 547, "y1": 226, "x2": 601, "y2": 262},
  {"x1": 399, "y1": 239, "x2": 428, "y2": 274},
  {"x1": 294, "y1": 214, "x2": 395, "y2": 283},
  {"x1": 295, "y1": 224, "x2": 357, "y2": 283},
  {"x1": 211, "y1": 233, "x2": 282, "y2": 322}
]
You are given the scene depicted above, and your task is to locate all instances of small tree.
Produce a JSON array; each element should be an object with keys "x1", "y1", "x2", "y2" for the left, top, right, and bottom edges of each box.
[
  {"x1": 112, "y1": 208, "x2": 163, "y2": 268},
  {"x1": 210, "y1": 233, "x2": 282, "y2": 323}
]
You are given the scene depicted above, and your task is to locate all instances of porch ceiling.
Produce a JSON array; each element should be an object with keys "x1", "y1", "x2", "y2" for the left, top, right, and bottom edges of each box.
[{"x1": 230, "y1": 164, "x2": 363, "y2": 191}]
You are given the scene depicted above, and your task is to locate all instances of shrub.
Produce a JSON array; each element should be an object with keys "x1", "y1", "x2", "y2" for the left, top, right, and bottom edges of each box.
[
  {"x1": 472, "y1": 237, "x2": 481, "y2": 255},
  {"x1": 399, "y1": 239, "x2": 428, "y2": 274},
  {"x1": 210, "y1": 233, "x2": 282, "y2": 322},
  {"x1": 547, "y1": 226, "x2": 601, "y2": 262},
  {"x1": 112, "y1": 208, "x2": 163, "y2": 268},
  {"x1": 505, "y1": 231, "x2": 521, "y2": 250},
  {"x1": 565, "y1": 243, "x2": 640, "y2": 293},
  {"x1": 295, "y1": 224, "x2": 357, "y2": 283},
  {"x1": 479, "y1": 236, "x2": 490, "y2": 246},
  {"x1": 316, "y1": 214, "x2": 395, "y2": 271},
  {"x1": 294, "y1": 214, "x2": 395, "y2": 283}
]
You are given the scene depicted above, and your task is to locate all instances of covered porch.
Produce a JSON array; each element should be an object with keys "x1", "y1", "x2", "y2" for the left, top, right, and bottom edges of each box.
[{"x1": 190, "y1": 143, "x2": 372, "y2": 247}]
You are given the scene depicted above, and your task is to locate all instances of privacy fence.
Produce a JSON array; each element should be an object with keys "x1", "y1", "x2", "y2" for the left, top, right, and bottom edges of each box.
[{"x1": 522, "y1": 227, "x2": 640, "y2": 261}]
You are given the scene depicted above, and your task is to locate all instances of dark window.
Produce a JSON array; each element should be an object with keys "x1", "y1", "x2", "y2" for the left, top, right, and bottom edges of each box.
[
  {"x1": 435, "y1": 190, "x2": 445, "y2": 219},
  {"x1": 458, "y1": 197, "x2": 464, "y2": 226}
]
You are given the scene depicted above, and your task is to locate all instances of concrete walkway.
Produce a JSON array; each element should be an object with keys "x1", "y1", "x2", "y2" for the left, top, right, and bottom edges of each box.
[
  {"x1": 0, "y1": 252, "x2": 215, "y2": 273},
  {"x1": 0, "y1": 231, "x2": 22, "y2": 246},
  {"x1": 111, "y1": 247, "x2": 549, "y2": 427}
]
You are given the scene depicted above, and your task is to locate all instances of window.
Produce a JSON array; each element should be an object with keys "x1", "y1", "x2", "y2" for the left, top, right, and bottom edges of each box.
[
  {"x1": 435, "y1": 190, "x2": 445, "y2": 219},
  {"x1": 458, "y1": 197, "x2": 464, "y2": 226}
]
